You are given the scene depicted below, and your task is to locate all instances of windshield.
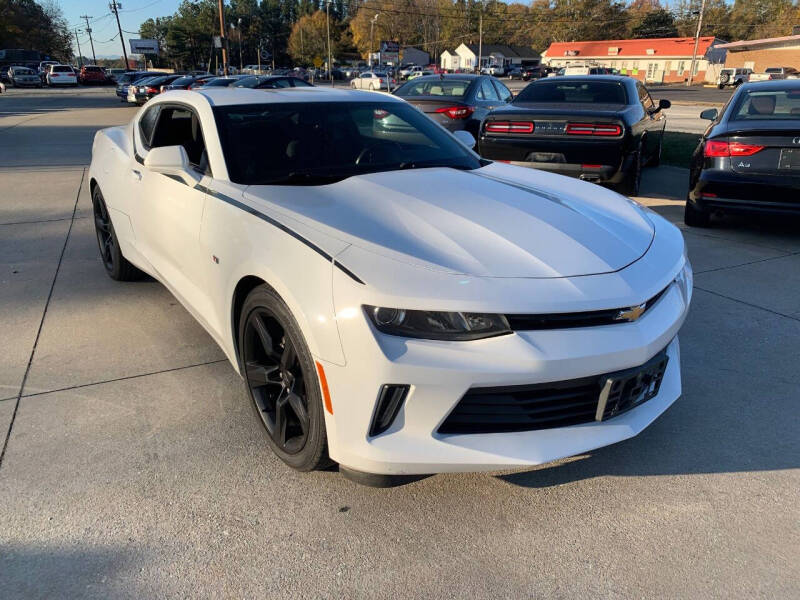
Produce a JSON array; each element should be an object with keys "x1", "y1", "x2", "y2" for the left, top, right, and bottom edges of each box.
[
  {"x1": 170, "y1": 76, "x2": 195, "y2": 86},
  {"x1": 203, "y1": 77, "x2": 237, "y2": 87},
  {"x1": 214, "y1": 101, "x2": 482, "y2": 185},
  {"x1": 12, "y1": 67, "x2": 35, "y2": 74},
  {"x1": 395, "y1": 78, "x2": 471, "y2": 97},
  {"x1": 513, "y1": 80, "x2": 627, "y2": 104},
  {"x1": 84, "y1": 66, "x2": 102, "y2": 72},
  {"x1": 731, "y1": 88, "x2": 800, "y2": 120},
  {"x1": 765, "y1": 68, "x2": 782, "y2": 73}
]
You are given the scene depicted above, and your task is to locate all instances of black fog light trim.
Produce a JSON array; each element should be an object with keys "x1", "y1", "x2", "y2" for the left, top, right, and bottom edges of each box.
[{"x1": 369, "y1": 385, "x2": 410, "y2": 437}]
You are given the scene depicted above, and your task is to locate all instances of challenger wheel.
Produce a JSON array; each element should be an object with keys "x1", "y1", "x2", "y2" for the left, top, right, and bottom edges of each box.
[
  {"x1": 239, "y1": 285, "x2": 330, "y2": 471},
  {"x1": 618, "y1": 144, "x2": 642, "y2": 197},
  {"x1": 92, "y1": 186, "x2": 143, "y2": 281}
]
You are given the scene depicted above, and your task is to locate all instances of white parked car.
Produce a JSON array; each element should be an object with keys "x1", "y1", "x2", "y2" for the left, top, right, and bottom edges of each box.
[
  {"x1": 88, "y1": 87, "x2": 691, "y2": 484},
  {"x1": 399, "y1": 65, "x2": 423, "y2": 79},
  {"x1": 717, "y1": 67, "x2": 752, "y2": 88},
  {"x1": 46, "y1": 64, "x2": 77, "y2": 86},
  {"x1": 350, "y1": 71, "x2": 392, "y2": 91}
]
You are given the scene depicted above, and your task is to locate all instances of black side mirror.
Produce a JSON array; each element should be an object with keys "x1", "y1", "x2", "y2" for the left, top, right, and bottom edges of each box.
[
  {"x1": 700, "y1": 108, "x2": 718, "y2": 121},
  {"x1": 658, "y1": 98, "x2": 671, "y2": 110}
]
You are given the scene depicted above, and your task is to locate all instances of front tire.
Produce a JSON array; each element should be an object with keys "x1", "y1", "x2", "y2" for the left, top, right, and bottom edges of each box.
[
  {"x1": 239, "y1": 285, "x2": 330, "y2": 472},
  {"x1": 684, "y1": 197, "x2": 711, "y2": 227},
  {"x1": 92, "y1": 186, "x2": 143, "y2": 281}
]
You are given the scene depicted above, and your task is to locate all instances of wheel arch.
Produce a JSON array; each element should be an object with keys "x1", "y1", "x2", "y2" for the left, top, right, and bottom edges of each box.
[{"x1": 231, "y1": 275, "x2": 271, "y2": 366}]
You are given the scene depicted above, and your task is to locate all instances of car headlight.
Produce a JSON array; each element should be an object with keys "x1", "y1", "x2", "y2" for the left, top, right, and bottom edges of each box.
[{"x1": 364, "y1": 306, "x2": 511, "y2": 341}]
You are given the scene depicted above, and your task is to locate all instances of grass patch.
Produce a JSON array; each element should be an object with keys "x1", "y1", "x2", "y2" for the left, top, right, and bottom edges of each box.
[{"x1": 661, "y1": 131, "x2": 702, "y2": 168}]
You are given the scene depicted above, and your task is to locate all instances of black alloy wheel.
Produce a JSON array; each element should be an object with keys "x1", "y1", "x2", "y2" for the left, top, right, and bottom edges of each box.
[
  {"x1": 92, "y1": 187, "x2": 142, "y2": 281},
  {"x1": 239, "y1": 286, "x2": 329, "y2": 471}
]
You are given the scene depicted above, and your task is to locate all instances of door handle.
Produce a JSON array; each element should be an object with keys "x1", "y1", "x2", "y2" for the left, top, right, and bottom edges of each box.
[{"x1": 131, "y1": 169, "x2": 142, "y2": 181}]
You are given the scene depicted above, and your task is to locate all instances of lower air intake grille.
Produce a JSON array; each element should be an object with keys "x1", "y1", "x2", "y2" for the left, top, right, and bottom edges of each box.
[
  {"x1": 438, "y1": 349, "x2": 668, "y2": 435},
  {"x1": 369, "y1": 385, "x2": 410, "y2": 437}
]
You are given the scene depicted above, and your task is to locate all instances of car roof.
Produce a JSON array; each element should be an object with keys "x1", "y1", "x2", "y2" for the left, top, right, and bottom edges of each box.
[
  {"x1": 739, "y1": 79, "x2": 800, "y2": 91},
  {"x1": 411, "y1": 74, "x2": 480, "y2": 81},
  {"x1": 537, "y1": 74, "x2": 631, "y2": 82},
  {"x1": 182, "y1": 87, "x2": 407, "y2": 106}
]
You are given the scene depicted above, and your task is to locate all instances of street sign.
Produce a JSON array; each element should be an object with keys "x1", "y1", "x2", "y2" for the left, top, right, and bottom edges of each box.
[
  {"x1": 129, "y1": 38, "x2": 159, "y2": 54},
  {"x1": 379, "y1": 40, "x2": 399, "y2": 66},
  {"x1": 260, "y1": 48, "x2": 270, "y2": 60},
  {"x1": 213, "y1": 36, "x2": 222, "y2": 49},
  {"x1": 313, "y1": 56, "x2": 323, "y2": 68}
]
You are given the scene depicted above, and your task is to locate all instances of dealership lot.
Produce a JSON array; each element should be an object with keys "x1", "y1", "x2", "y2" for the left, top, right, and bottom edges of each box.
[{"x1": 1, "y1": 89, "x2": 797, "y2": 597}]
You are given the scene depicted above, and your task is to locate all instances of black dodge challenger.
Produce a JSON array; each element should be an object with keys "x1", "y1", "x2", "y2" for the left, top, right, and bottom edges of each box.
[
  {"x1": 685, "y1": 79, "x2": 800, "y2": 227},
  {"x1": 477, "y1": 76, "x2": 670, "y2": 195}
]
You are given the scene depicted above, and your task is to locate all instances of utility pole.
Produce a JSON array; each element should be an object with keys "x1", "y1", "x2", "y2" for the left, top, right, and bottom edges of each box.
[
  {"x1": 326, "y1": 0, "x2": 333, "y2": 86},
  {"x1": 109, "y1": 1, "x2": 129, "y2": 70},
  {"x1": 74, "y1": 30, "x2": 83, "y2": 68},
  {"x1": 217, "y1": 0, "x2": 228, "y2": 75},
  {"x1": 477, "y1": 1, "x2": 483, "y2": 74},
  {"x1": 80, "y1": 15, "x2": 97, "y2": 64},
  {"x1": 687, "y1": 0, "x2": 707, "y2": 87},
  {"x1": 238, "y1": 18, "x2": 243, "y2": 71}
]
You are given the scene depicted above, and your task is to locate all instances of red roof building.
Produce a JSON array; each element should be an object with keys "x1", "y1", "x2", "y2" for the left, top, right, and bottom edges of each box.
[{"x1": 542, "y1": 37, "x2": 727, "y2": 84}]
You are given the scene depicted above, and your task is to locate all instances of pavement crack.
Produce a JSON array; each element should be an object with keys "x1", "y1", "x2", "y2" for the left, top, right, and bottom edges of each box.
[
  {"x1": 693, "y1": 286, "x2": 800, "y2": 323},
  {"x1": 0, "y1": 215, "x2": 89, "y2": 227},
  {"x1": 694, "y1": 251, "x2": 800, "y2": 275},
  {"x1": 0, "y1": 169, "x2": 85, "y2": 471},
  {"x1": 19, "y1": 359, "x2": 230, "y2": 399}
]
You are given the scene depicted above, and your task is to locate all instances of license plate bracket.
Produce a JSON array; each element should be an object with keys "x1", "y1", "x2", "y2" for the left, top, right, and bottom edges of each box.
[
  {"x1": 778, "y1": 148, "x2": 800, "y2": 170},
  {"x1": 595, "y1": 350, "x2": 669, "y2": 421}
]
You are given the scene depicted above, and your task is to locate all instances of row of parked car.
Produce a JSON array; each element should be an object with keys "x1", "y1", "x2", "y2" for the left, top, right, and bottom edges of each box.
[{"x1": 1, "y1": 63, "x2": 130, "y2": 87}]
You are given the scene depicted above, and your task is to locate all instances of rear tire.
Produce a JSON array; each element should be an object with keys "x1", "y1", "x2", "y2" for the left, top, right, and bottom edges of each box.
[
  {"x1": 92, "y1": 186, "x2": 144, "y2": 281},
  {"x1": 684, "y1": 198, "x2": 711, "y2": 227},
  {"x1": 618, "y1": 144, "x2": 642, "y2": 197},
  {"x1": 238, "y1": 285, "x2": 331, "y2": 472}
]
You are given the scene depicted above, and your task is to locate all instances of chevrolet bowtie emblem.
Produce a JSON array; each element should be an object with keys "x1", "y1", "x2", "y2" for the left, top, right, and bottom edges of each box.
[{"x1": 615, "y1": 302, "x2": 647, "y2": 322}]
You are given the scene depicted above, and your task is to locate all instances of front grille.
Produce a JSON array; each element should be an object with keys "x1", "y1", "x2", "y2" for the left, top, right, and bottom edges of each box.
[
  {"x1": 438, "y1": 349, "x2": 669, "y2": 435},
  {"x1": 505, "y1": 286, "x2": 667, "y2": 331}
]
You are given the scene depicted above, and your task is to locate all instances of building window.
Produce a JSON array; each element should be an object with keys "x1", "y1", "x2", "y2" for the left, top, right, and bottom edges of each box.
[
  {"x1": 647, "y1": 63, "x2": 658, "y2": 79},
  {"x1": 677, "y1": 60, "x2": 686, "y2": 75},
  {"x1": 744, "y1": 61, "x2": 755, "y2": 69},
  {"x1": 693, "y1": 62, "x2": 700, "y2": 75}
]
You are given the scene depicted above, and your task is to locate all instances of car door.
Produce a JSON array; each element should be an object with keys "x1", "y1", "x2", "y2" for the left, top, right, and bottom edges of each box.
[{"x1": 131, "y1": 103, "x2": 211, "y2": 313}]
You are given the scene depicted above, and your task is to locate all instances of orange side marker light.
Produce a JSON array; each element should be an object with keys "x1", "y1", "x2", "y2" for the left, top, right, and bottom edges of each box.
[{"x1": 315, "y1": 361, "x2": 333, "y2": 414}]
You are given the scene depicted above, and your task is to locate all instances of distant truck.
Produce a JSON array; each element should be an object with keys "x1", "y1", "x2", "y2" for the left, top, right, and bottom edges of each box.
[
  {"x1": 717, "y1": 67, "x2": 752, "y2": 88},
  {"x1": 749, "y1": 67, "x2": 800, "y2": 81}
]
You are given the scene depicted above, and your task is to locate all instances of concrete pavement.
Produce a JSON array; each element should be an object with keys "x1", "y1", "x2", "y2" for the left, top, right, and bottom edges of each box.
[{"x1": 0, "y1": 88, "x2": 797, "y2": 598}]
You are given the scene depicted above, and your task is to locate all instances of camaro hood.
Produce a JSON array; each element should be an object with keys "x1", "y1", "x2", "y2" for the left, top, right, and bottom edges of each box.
[{"x1": 244, "y1": 164, "x2": 654, "y2": 278}]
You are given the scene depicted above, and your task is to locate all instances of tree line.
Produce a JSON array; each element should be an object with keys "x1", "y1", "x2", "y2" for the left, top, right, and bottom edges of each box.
[
  {"x1": 138, "y1": 0, "x2": 799, "y2": 70},
  {"x1": 0, "y1": 0, "x2": 73, "y2": 60}
]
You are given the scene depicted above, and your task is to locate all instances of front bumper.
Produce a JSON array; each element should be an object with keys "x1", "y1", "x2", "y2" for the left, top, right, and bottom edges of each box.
[{"x1": 322, "y1": 245, "x2": 690, "y2": 475}]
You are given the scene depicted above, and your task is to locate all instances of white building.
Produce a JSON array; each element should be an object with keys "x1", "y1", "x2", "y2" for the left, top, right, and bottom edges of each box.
[{"x1": 440, "y1": 44, "x2": 540, "y2": 72}]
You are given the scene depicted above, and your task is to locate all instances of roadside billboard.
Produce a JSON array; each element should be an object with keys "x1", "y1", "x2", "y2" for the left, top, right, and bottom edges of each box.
[{"x1": 129, "y1": 39, "x2": 159, "y2": 55}]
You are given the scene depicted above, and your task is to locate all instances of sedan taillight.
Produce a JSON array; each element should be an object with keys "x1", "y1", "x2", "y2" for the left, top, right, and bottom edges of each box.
[
  {"x1": 704, "y1": 140, "x2": 765, "y2": 157},
  {"x1": 435, "y1": 105, "x2": 475, "y2": 120},
  {"x1": 566, "y1": 123, "x2": 622, "y2": 136},
  {"x1": 145, "y1": 86, "x2": 159, "y2": 94},
  {"x1": 485, "y1": 121, "x2": 534, "y2": 134}
]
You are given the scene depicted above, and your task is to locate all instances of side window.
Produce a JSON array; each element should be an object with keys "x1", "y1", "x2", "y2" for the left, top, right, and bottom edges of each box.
[
  {"x1": 138, "y1": 106, "x2": 160, "y2": 149},
  {"x1": 493, "y1": 80, "x2": 512, "y2": 102},
  {"x1": 150, "y1": 106, "x2": 208, "y2": 172},
  {"x1": 274, "y1": 78, "x2": 292, "y2": 88},
  {"x1": 480, "y1": 79, "x2": 500, "y2": 101}
]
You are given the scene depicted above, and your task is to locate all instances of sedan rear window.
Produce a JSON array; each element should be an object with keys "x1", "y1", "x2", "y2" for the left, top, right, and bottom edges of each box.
[
  {"x1": 731, "y1": 89, "x2": 800, "y2": 120},
  {"x1": 514, "y1": 81, "x2": 627, "y2": 105},
  {"x1": 53, "y1": 66, "x2": 73, "y2": 73},
  {"x1": 395, "y1": 79, "x2": 470, "y2": 97}
]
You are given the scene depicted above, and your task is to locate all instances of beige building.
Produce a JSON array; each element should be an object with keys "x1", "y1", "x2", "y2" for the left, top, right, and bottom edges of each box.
[{"x1": 717, "y1": 35, "x2": 800, "y2": 72}]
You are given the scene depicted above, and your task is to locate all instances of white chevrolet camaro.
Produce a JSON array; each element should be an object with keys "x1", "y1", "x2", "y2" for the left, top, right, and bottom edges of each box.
[{"x1": 89, "y1": 87, "x2": 692, "y2": 485}]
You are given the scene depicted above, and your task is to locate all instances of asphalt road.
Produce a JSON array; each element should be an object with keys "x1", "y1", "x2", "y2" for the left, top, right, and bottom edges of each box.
[{"x1": 1, "y1": 88, "x2": 798, "y2": 599}]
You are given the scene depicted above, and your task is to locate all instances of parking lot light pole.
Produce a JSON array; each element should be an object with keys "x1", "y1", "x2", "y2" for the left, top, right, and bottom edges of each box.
[
  {"x1": 369, "y1": 13, "x2": 379, "y2": 68},
  {"x1": 326, "y1": 0, "x2": 333, "y2": 87}
]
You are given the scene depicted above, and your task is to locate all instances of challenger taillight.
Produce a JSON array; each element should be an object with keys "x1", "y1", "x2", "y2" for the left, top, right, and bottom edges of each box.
[
  {"x1": 566, "y1": 123, "x2": 622, "y2": 136},
  {"x1": 704, "y1": 140, "x2": 765, "y2": 157},
  {"x1": 146, "y1": 86, "x2": 158, "y2": 94},
  {"x1": 485, "y1": 121, "x2": 534, "y2": 134},
  {"x1": 435, "y1": 105, "x2": 475, "y2": 120}
]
